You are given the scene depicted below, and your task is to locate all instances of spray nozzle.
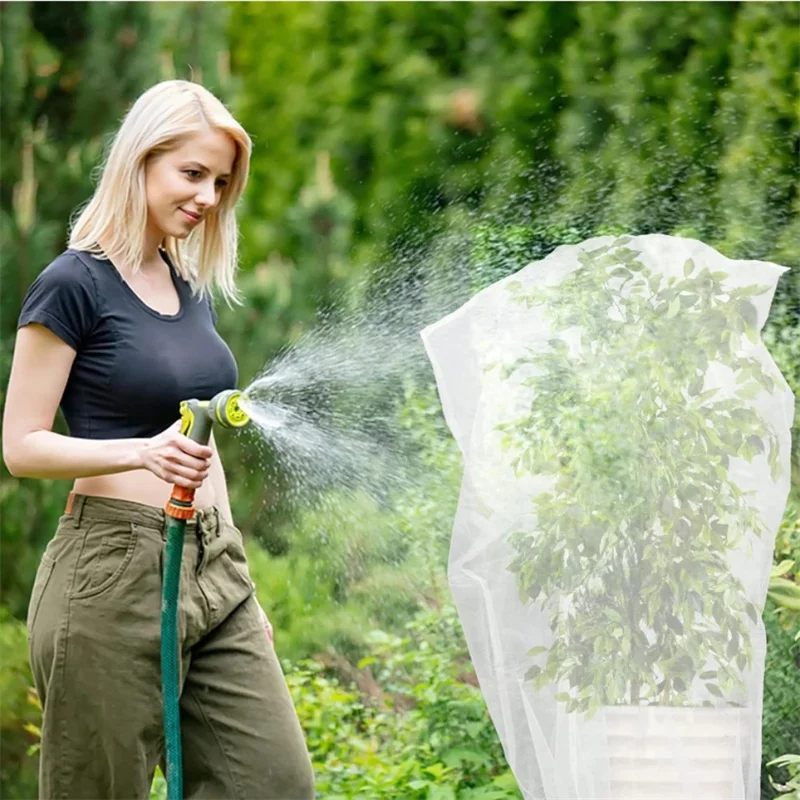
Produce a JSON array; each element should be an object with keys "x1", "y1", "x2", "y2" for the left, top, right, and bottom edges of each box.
[
  {"x1": 209, "y1": 389, "x2": 250, "y2": 429},
  {"x1": 179, "y1": 390, "x2": 251, "y2": 446},
  {"x1": 166, "y1": 390, "x2": 250, "y2": 519}
]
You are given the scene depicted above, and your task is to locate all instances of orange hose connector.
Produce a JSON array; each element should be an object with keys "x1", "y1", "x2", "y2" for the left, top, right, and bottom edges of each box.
[{"x1": 165, "y1": 485, "x2": 196, "y2": 520}]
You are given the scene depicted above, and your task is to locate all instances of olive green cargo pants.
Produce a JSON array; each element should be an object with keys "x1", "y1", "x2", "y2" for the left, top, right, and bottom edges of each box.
[{"x1": 26, "y1": 494, "x2": 315, "y2": 799}]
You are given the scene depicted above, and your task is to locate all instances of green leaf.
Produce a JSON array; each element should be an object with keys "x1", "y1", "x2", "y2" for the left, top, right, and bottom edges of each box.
[
  {"x1": 609, "y1": 267, "x2": 632, "y2": 278},
  {"x1": 768, "y1": 578, "x2": 800, "y2": 611},
  {"x1": 739, "y1": 300, "x2": 758, "y2": 332},
  {"x1": 423, "y1": 764, "x2": 451, "y2": 780},
  {"x1": 667, "y1": 297, "x2": 681, "y2": 318},
  {"x1": 526, "y1": 645, "x2": 548, "y2": 658},
  {"x1": 694, "y1": 386, "x2": 720, "y2": 403},
  {"x1": 524, "y1": 665, "x2": 542, "y2": 681},
  {"x1": 746, "y1": 435, "x2": 764, "y2": 455},
  {"x1": 441, "y1": 748, "x2": 491, "y2": 769},
  {"x1": 771, "y1": 560, "x2": 795, "y2": 578},
  {"x1": 706, "y1": 683, "x2": 723, "y2": 697},
  {"x1": 428, "y1": 785, "x2": 457, "y2": 800},
  {"x1": 666, "y1": 615, "x2": 684, "y2": 634},
  {"x1": 736, "y1": 653, "x2": 747, "y2": 672},
  {"x1": 770, "y1": 451, "x2": 782, "y2": 483},
  {"x1": 768, "y1": 755, "x2": 800, "y2": 768},
  {"x1": 491, "y1": 770, "x2": 523, "y2": 790},
  {"x1": 683, "y1": 258, "x2": 695, "y2": 277}
]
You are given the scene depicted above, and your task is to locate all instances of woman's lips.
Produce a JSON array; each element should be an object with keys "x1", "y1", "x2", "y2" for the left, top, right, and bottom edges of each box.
[{"x1": 180, "y1": 208, "x2": 201, "y2": 223}]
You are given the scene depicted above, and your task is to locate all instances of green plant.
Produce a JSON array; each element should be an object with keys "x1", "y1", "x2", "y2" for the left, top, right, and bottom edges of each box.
[
  {"x1": 149, "y1": 766, "x2": 167, "y2": 800},
  {"x1": 496, "y1": 236, "x2": 786, "y2": 715},
  {"x1": 763, "y1": 496, "x2": 800, "y2": 799},
  {"x1": 244, "y1": 379, "x2": 460, "y2": 663},
  {"x1": 769, "y1": 558, "x2": 800, "y2": 641},
  {"x1": 286, "y1": 602, "x2": 522, "y2": 799},
  {"x1": 762, "y1": 593, "x2": 800, "y2": 799},
  {"x1": 769, "y1": 503, "x2": 800, "y2": 640},
  {"x1": 767, "y1": 754, "x2": 800, "y2": 799},
  {"x1": 0, "y1": 608, "x2": 38, "y2": 797}
]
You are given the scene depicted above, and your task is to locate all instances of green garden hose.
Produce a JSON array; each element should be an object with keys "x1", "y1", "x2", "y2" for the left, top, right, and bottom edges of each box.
[
  {"x1": 163, "y1": 390, "x2": 250, "y2": 800},
  {"x1": 161, "y1": 515, "x2": 187, "y2": 798}
]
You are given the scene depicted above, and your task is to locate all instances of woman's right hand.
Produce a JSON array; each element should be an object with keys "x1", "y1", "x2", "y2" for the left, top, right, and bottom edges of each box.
[{"x1": 140, "y1": 420, "x2": 213, "y2": 488}]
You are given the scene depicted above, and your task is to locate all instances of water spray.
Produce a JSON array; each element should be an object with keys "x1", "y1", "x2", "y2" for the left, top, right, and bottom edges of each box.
[{"x1": 162, "y1": 389, "x2": 250, "y2": 800}]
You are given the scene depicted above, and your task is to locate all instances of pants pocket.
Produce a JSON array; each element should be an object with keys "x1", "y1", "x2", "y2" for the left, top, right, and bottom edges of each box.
[
  {"x1": 70, "y1": 521, "x2": 139, "y2": 600},
  {"x1": 27, "y1": 553, "x2": 56, "y2": 639}
]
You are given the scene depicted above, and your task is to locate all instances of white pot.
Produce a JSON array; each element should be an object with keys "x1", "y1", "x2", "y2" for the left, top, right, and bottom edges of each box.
[{"x1": 604, "y1": 705, "x2": 748, "y2": 800}]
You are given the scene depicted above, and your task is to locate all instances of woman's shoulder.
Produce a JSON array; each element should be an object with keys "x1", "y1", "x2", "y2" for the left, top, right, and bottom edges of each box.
[
  {"x1": 19, "y1": 250, "x2": 103, "y2": 348},
  {"x1": 42, "y1": 249, "x2": 130, "y2": 301},
  {"x1": 29, "y1": 248, "x2": 130, "y2": 314},
  {"x1": 30, "y1": 249, "x2": 99, "y2": 294},
  {"x1": 39, "y1": 248, "x2": 106, "y2": 282}
]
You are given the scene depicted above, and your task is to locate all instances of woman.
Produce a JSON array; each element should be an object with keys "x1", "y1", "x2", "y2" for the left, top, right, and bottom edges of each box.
[{"x1": 2, "y1": 80, "x2": 315, "y2": 799}]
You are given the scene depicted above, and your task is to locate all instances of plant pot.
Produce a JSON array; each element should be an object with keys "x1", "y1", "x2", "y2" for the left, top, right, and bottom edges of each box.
[{"x1": 604, "y1": 705, "x2": 749, "y2": 800}]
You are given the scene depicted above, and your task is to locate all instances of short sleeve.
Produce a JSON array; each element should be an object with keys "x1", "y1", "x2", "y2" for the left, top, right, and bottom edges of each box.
[{"x1": 17, "y1": 253, "x2": 98, "y2": 350}]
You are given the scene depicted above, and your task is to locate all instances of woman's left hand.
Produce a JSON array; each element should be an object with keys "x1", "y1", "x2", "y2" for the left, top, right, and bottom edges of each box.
[{"x1": 257, "y1": 601, "x2": 274, "y2": 643}]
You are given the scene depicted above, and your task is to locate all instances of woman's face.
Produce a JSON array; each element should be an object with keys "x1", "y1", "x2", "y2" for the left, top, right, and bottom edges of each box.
[{"x1": 144, "y1": 129, "x2": 236, "y2": 246}]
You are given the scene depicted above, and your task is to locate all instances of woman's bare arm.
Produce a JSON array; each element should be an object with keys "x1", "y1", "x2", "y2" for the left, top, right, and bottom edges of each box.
[
  {"x1": 2, "y1": 324, "x2": 147, "y2": 478},
  {"x1": 2, "y1": 324, "x2": 210, "y2": 487}
]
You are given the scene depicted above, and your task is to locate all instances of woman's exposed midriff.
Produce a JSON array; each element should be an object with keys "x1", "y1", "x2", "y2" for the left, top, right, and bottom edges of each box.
[{"x1": 73, "y1": 469, "x2": 217, "y2": 511}]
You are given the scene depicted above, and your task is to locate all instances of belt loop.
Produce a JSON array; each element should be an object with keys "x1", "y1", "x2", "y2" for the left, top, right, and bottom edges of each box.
[
  {"x1": 160, "y1": 513, "x2": 169, "y2": 542},
  {"x1": 72, "y1": 493, "x2": 87, "y2": 526}
]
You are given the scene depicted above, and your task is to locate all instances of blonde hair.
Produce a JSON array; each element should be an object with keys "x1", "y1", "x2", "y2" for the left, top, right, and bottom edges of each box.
[{"x1": 69, "y1": 80, "x2": 251, "y2": 305}]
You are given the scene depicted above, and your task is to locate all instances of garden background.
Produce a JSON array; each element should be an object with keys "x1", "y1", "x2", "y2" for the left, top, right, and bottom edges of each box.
[{"x1": 1, "y1": 3, "x2": 798, "y2": 798}]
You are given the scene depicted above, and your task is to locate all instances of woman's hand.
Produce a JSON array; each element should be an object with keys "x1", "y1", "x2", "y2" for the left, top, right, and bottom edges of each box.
[
  {"x1": 257, "y1": 600, "x2": 274, "y2": 643},
  {"x1": 140, "y1": 420, "x2": 213, "y2": 488}
]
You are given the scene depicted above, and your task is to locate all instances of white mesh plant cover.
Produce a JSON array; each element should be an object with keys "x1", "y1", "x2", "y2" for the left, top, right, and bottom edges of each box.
[{"x1": 421, "y1": 234, "x2": 794, "y2": 800}]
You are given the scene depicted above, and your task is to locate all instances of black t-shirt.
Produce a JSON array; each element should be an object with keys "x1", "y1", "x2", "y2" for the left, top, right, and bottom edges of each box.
[{"x1": 17, "y1": 249, "x2": 239, "y2": 439}]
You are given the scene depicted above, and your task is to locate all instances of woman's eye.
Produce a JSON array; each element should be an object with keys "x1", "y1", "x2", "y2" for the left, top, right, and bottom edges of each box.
[
  {"x1": 216, "y1": 180, "x2": 228, "y2": 189},
  {"x1": 184, "y1": 170, "x2": 200, "y2": 178}
]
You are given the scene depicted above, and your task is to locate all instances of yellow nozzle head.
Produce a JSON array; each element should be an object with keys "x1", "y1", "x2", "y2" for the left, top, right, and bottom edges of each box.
[{"x1": 209, "y1": 389, "x2": 250, "y2": 429}]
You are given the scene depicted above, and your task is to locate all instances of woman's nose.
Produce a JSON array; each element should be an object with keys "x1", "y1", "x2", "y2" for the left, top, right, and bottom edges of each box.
[{"x1": 196, "y1": 180, "x2": 218, "y2": 208}]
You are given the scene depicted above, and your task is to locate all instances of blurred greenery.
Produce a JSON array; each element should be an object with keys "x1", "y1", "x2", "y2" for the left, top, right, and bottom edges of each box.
[{"x1": 1, "y1": 2, "x2": 798, "y2": 797}]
